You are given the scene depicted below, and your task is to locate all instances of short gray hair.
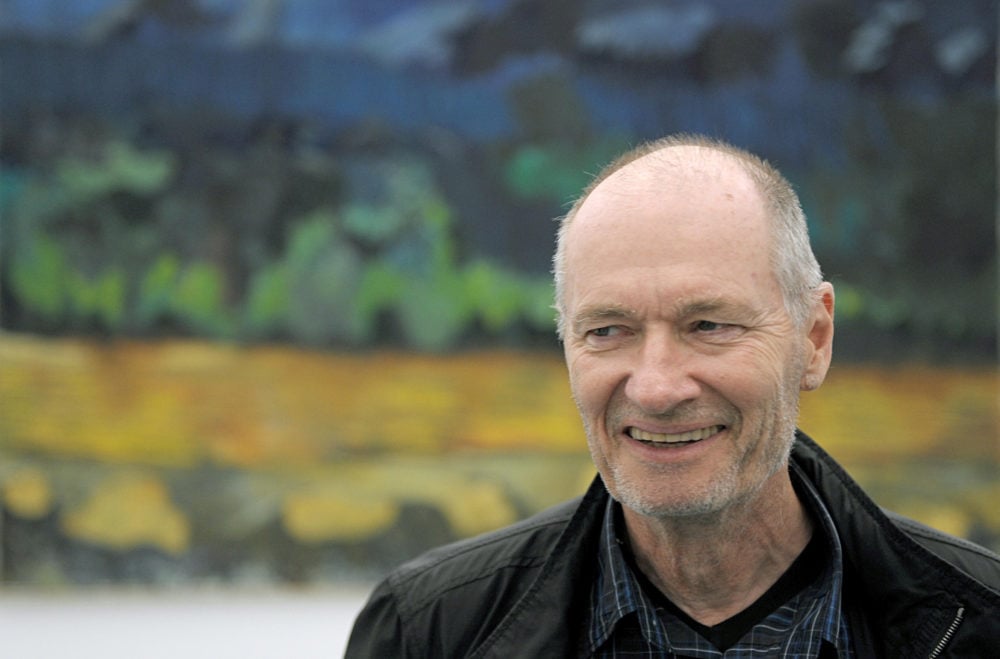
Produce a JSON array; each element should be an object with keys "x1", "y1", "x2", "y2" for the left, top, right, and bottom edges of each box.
[{"x1": 552, "y1": 134, "x2": 823, "y2": 337}]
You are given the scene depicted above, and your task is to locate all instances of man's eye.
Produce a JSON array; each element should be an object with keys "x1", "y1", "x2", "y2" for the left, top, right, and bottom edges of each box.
[
  {"x1": 694, "y1": 320, "x2": 726, "y2": 332},
  {"x1": 589, "y1": 326, "x2": 616, "y2": 337}
]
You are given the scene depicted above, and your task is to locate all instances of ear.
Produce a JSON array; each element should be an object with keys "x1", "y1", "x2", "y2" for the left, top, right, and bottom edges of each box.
[{"x1": 800, "y1": 282, "x2": 835, "y2": 392}]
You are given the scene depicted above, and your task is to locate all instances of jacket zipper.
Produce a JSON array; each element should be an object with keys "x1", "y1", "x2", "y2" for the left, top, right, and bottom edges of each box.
[{"x1": 926, "y1": 606, "x2": 964, "y2": 659}]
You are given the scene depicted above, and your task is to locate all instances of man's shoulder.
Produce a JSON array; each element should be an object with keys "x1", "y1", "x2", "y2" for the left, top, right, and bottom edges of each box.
[
  {"x1": 383, "y1": 495, "x2": 583, "y2": 617},
  {"x1": 792, "y1": 431, "x2": 1000, "y2": 592},
  {"x1": 887, "y1": 509, "x2": 1000, "y2": 589}
]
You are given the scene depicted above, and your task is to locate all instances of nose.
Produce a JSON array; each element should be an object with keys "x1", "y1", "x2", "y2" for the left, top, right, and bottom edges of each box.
[{"x1": 623, "y1": 332, "x2": 702, "y2": 414}]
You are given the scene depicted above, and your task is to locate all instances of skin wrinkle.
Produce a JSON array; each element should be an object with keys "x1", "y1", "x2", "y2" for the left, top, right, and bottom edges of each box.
[{"x1": 560, "y1": 142, "x2": 835, "y2": 626}]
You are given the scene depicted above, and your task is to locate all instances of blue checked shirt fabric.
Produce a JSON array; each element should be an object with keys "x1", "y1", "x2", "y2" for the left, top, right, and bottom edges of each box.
[{"x1": 587, "y1": 464, "x2": 854, "y2": 658}]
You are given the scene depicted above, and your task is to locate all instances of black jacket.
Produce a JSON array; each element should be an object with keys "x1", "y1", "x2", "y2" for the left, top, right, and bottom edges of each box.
[{"x1": 346, "y1": 432, "x2": 1000, "y2": 657}]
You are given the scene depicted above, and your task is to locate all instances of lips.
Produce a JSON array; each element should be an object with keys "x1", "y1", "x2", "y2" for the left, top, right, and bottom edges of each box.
[{"x1": 627, "y1": 424, "x2": 724, "y2": 445}]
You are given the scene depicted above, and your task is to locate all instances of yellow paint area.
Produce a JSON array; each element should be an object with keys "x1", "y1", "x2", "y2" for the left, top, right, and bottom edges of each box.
[
  {"x1": 283, "y1": 493, "x2": 399, "y2": 543},
  {"x1": 799, "y1": 365, "x2": 999, "y2": 462},
  {"x1": 60, "y1": 472, "x2": 190, "y2": 555},
  {"x1": 1, "y1": 334, "x2": 996, "y2": 469},
  {"x1": 0, "y1": 334, "x2": 997, "y2": 551},
  {"x1": 0, "y1": 335, "x2": 584, "y2": 467},
  {"x1": 3, "y1": 467, "x2": 53, "y2": 519},
  {"x1": 280, "y1": 461, "x2": 524, "y2": 544}
]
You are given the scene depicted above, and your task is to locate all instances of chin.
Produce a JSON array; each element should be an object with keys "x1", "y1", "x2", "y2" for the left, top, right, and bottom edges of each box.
[
  {"x1": 609, "y1": 475, "x2": 740, "y2": 519},
  {"x1": 619, "y1": 494, "x2": 732, "y2": 519}
]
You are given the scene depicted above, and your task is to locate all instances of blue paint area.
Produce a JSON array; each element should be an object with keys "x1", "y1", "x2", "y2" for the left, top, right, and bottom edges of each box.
[
  {"x1": 0, "y1": 38, "x2": 519, "y2": 139},
  {"x1": 2, "y1": 0, "x2": 995, "y2": 156}
]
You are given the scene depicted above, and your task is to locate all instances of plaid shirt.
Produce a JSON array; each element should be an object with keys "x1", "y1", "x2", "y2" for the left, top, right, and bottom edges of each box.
[{"x1": 588, "y1": 464, "x2": 854, "y2": 658}]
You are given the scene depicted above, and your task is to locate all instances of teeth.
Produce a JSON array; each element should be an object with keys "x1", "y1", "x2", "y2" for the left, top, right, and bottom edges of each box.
[{"x1": 630, "y1": 425, "x2": 723, "y2": 444}]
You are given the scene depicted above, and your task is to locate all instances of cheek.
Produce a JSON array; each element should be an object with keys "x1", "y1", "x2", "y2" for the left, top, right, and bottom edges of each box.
[
  {"x1": 566, "y1": 353, "x2": 615, "y2": 414},
  {"x1": 707, "y1": 345, "x2": 794, "y2": 410},
  {"x1": 744, "y1": 337, "x2": 801, "y2": 381}
]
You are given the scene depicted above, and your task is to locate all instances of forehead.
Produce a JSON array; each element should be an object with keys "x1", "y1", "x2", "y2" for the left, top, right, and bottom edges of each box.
[
  {"x1": 567, "y1": 149, "x2": 770, "y2": 260},
  {"x1": 561, "y1": 148, "x2": 780, "y2": 309}
]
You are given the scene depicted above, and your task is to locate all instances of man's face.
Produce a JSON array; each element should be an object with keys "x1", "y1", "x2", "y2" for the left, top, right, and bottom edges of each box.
[{"x1": 561, "y1": 153, "x2": 829, "y2": 519}]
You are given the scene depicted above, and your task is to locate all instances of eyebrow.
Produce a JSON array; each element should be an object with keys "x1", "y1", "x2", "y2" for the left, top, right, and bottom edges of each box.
[{"x1": 676, "y1": 298, "x2": 745, "y2": 318}]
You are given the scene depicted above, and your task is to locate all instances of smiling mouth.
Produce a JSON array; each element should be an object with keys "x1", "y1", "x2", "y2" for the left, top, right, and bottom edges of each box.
[{"x1": 627, "y1": 425, "x2": 724, "y2": 446}]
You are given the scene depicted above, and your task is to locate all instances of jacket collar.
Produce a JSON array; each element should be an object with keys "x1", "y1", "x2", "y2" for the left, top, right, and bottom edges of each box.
[
  {"x1": 472, "y1": 475, "x2": 607, "y2": 658},
  {"x1": 790, "y1": 430, "x2": 1000, "y2": 657}
]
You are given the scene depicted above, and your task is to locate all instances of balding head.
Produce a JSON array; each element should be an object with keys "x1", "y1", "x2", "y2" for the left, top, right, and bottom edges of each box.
[{"x1": 553, "y1": 135, "x2": 823, "y2": 337}]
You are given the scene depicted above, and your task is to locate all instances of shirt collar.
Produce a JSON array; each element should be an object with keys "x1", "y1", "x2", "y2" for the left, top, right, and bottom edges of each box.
[{"x1": 589, "y1": 463, "x2": 851, "y2": 654}]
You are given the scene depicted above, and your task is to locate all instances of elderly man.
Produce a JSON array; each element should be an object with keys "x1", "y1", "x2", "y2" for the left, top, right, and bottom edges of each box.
[{"x1": 346, "y1": 135, "x2": 1000, "y2": 657}]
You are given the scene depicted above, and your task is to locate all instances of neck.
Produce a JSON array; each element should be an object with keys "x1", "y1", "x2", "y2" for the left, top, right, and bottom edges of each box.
[{"x1": 622, "y1": 468, "x2": 812, "y2": 626}]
